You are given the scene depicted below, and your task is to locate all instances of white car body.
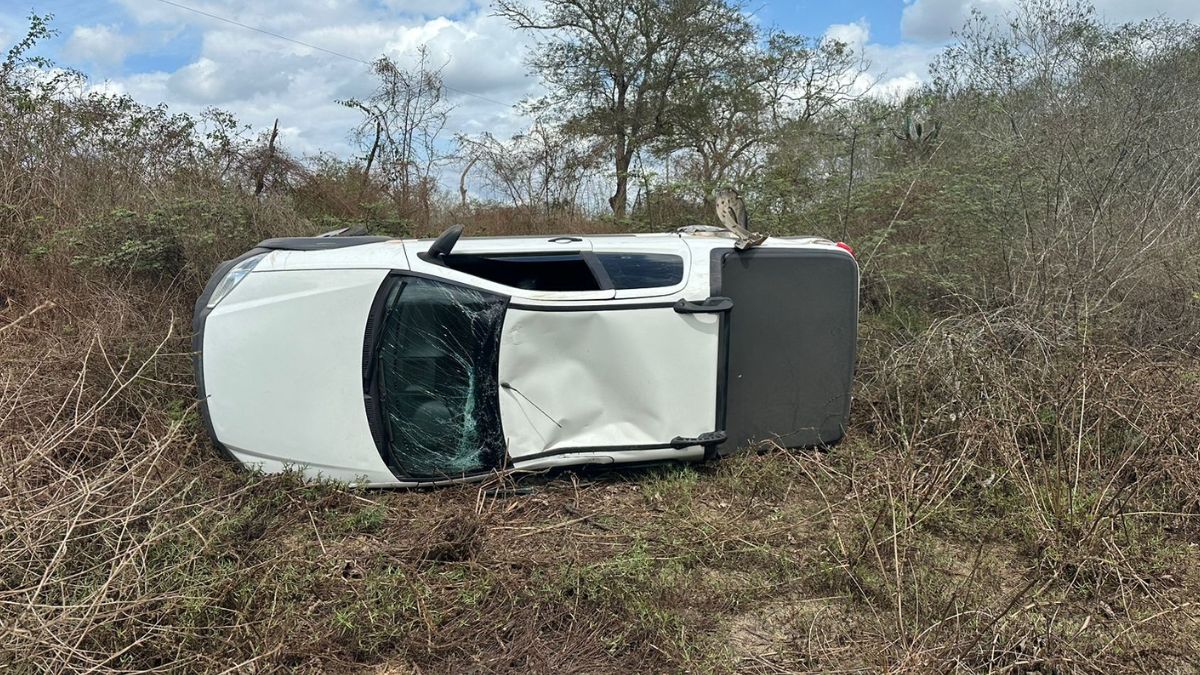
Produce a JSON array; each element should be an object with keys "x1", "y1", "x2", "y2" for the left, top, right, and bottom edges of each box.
[{"x1": 192, "y1": 229, "x2": 858, "y2": 487}]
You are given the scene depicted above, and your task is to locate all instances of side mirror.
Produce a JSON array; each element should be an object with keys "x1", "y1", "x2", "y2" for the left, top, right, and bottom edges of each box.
[{"x1": 425, "y1": 224, "x2": 464, "y2": 261}]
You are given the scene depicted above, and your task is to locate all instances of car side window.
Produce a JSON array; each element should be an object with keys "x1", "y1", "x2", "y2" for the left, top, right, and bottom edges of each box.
[
  {"x1": 373, "y1": 277, "x2": 506, "y2": 478},
  {"x1": 441, "y1": 252, "x2": 602, "y2": 291},
  {"x1": 439, "y1": 251, "x2": 685, "y2": 292},
  {"x1": 596, "y1": 253, "x2": 684, "y2": 289}
]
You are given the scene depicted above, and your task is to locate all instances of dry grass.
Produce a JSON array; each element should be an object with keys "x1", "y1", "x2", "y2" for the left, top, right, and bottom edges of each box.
[
  {"x1": 2, "y1": 9, "x2": 1199, "y2": 667},
  {"x1": 3, "y1": 246, "x2": 1199, "y2": 673}
]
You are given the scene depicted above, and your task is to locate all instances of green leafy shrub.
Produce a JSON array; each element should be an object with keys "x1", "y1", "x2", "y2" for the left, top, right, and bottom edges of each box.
[{"x1": 59, "y1": 198, "x2": 259, "y2": 285}]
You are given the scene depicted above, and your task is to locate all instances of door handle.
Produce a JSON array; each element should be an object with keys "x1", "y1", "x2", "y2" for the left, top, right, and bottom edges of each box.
[
  {"x1": 548, "y1": 236, "x2": 583, "y2": 243},
  {"x1": 670, "y1": 431, "x2": 727, "y2": 448},
  {"x1": 673, "y1": 296, "x2": 733, "y2": 314}
]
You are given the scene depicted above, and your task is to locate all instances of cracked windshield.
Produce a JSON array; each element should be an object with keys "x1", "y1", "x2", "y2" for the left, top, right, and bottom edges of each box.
[{"x1": 375, "y1": 277, "x2": 507, "y2": 478}]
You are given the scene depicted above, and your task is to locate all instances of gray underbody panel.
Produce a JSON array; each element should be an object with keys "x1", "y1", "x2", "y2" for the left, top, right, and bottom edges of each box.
[{"x1": 712, "y1": 248, "x2": 858, "y2": 453}]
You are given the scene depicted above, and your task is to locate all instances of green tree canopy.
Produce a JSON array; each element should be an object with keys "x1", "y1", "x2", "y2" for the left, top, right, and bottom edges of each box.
[{"x1": 496, "y1": 0, "x2": 753, "y2": 218}]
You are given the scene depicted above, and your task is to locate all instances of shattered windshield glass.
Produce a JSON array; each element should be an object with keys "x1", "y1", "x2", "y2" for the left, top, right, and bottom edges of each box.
[{"x1": 374, "y1": 277, "x2": 507, "y2": 478}]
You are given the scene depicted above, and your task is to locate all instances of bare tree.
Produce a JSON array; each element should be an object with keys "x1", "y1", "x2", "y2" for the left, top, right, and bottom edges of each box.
[
  {"x1": 340, "y1": 46, "x2": 451, "y2": 221},
  {"x1": 663, "y1": 32, "x2": 867, "y2": 201},
  {"x1": 457, "y1": 119, "x2": 603, "y2": 214},
  {"x1": 925, "y1": 0, "x2": 1200, "y2": 315}
]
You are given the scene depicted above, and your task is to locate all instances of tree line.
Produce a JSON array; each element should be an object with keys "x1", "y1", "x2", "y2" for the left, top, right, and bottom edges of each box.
[{"x1": 3, "y1": 0, "x2": 1199, "y2": 345}]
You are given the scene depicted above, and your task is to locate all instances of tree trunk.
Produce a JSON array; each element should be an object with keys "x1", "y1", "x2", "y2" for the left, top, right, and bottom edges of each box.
[
  {"x1": 363, "y1": 121, "x2": 382, "y2": 185},
  {"x1": 254, "y1": 118, "x2": 279, "y2": 198},
  {"x1": 609, "y1": 144, "x2": 632, "y2": 219},
  {"x1": 841, "y1": 128, "x2": 858, "y2": 241},
  {"x1": 458, "y1": 155, "x2": 478, "y2": 207},
  {"x1": 700, "y1": 151, "x2": 717, "y2": 209}
]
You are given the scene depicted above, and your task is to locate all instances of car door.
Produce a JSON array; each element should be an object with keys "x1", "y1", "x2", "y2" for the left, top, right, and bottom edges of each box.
[
  {"x1": 492, "y1": 216, "x2": 730, "y2": 467},
  {"x1": 403, "y1": 233, "x2": 727, "y2": 467},
  {"x1": 497, "y1": 299, "x2": 725, "y2": 465}
]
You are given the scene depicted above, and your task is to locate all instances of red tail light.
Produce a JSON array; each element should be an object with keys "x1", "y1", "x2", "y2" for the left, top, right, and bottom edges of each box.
[{"x1": 835, "y1": 241, "x2": 854, "y2": 257}]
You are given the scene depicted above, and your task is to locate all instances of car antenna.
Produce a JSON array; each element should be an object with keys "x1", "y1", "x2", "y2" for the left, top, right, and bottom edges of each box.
[{"x1": 500, "y1": 382, "x2": 562, "y2": 428}]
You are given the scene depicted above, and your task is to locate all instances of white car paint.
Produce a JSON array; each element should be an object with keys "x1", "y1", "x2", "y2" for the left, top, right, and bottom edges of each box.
[
  {"x1": 500, "y1": 306, "x2": 719, "y2": 461},
  {"x1": 254, "y1": 239, "x2": 409, "y2": 272},
  {"x1": 201, "y1": 267, "x2": 397, "y2": 485},
  {"x1": 196, "y1": 231, "x2": 852, "y2": 486}
]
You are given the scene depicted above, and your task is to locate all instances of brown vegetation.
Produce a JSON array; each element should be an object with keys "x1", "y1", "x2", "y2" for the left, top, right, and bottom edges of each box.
[{"x1": 3, "y1": 1, "x2": 1200, "y2": 672}]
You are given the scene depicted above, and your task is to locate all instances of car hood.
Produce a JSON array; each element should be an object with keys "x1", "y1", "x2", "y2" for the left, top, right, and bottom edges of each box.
[{"x1": 198, "y1": 268, "x2": 397, "y2": 484}]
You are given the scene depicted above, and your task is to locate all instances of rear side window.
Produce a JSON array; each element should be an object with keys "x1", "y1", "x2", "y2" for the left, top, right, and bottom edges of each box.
[{"x1": 596, "y1": 253, "x2": 684, "y2": 289}]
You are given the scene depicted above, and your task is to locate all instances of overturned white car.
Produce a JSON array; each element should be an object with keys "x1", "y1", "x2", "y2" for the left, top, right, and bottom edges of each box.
[{"x1": 192, "y1": 224, "x2": 858, "y2": 487}]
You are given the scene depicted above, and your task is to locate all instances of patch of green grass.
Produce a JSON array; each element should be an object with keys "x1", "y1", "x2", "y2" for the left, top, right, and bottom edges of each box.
[
  {"x1": 165, "y1": 398, "x2": 200, "y2": 429},
  {"x1": 333, "y1": 503, "x2": 388, "y2": 534},
  {"x1": 639, "y1": 464, "x2": 700, "y2": 508},
  {"x1": 556, "y1": 540, "x2": 691, "y2": 645}
]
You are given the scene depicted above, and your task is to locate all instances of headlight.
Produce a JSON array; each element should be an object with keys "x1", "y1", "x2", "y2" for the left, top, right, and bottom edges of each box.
[{"x1": 206, "y1": 253, "x2": 266, "y2": 309}]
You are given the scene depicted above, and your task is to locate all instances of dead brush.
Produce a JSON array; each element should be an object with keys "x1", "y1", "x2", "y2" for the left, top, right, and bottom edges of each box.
[
  {"x1": 0, "y1": 254, "x2": 275, "y2": 669},
  {"x1": 799, "y1": 308, "x2": 1200, "y2": 670},
  {"x1": 0, "y1": 265, "x2": 682, "y2": 672},
  {"x1": 1, "y1": 307, "x2": 198, "y2": 669}
]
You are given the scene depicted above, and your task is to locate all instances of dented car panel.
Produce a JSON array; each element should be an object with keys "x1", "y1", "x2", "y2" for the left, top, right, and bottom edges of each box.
[
  {"x1": 499, "y1": 305, "x2": 720, "y2": 462},
  {"x1": 193, "y1": 230, "x2": 858, "y2": 487}
]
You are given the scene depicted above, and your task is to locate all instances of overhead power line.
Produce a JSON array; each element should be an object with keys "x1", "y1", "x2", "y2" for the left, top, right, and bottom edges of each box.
[{"x1": 150, "y1": 0, "x2": 512, "y2": 107}]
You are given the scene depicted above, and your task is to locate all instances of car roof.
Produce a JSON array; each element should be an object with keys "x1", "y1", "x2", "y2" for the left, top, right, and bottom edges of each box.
[
  {"x1": 403, "y1": 231, "x2": 714, "y2": 243},
  {"x1": 252, "y1": 230, "x2": 845, "y2": 274}
]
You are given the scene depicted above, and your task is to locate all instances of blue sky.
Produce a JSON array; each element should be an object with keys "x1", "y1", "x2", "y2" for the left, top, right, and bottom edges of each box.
[
  {"x1": 3, "y1": 0, "x2": 1198, "y2": 156},
  {"x1": 757, "y1": 1, "x2": 903, "y2": 44}
]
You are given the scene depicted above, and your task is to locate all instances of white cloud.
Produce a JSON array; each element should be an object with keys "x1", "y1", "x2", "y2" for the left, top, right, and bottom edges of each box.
[
  {"x1": 823, "y1": 20, "x2": 933, "y2": 102},
  {"x1": 900, "y1": 0, "x2": 1200, "y2": 44},
  {"x1": 167, "y1": 57, "x2": 294, "y2": 103},
  {"x1": 868, "y1": 40, "x2": 941, "y2": 95},
  {"x1": 875, "y1": 72, "x2": 924, "y2": 100},
  {"x1": 63, "y1": 23, "x2": 135, "y2": 69},
  {"x1": 381, "y1": 0, "x2": 472, "y2": 16},
  {"x1": 824, "y1": 20, "x2": 870, "y2": 51},
  {"x1": 901, "y1": 0, "x2": 1015, "y2": 43},
  {"x1": 86, "y1": 0, "x2": 539, "y2": 158}
]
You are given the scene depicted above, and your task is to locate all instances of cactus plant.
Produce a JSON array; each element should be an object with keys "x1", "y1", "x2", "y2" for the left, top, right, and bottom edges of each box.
[{"x1": 894, "y1": 114, "x2": 941, "y2": 149}]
